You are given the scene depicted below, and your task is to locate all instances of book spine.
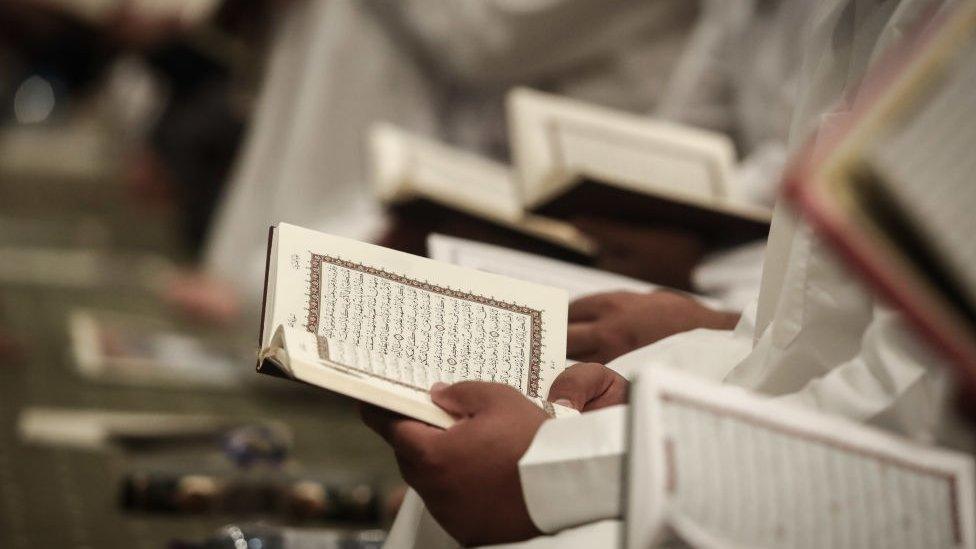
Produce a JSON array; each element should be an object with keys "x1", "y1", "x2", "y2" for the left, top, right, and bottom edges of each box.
[
  {"x1": 257, "y1": 225, "x2": 275, "y2": 353},
  {"x1": 256, "y1": 357, "x2": 292, "y2": 380}
]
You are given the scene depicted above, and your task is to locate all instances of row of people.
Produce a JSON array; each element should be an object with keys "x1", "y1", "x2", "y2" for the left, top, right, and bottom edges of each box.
[
  {"x1": 138, "y1": 0, "x2": 974, "y2": 546},
  {"x1": 365, "y1": 0, "x2": 974, "y2": 547}
]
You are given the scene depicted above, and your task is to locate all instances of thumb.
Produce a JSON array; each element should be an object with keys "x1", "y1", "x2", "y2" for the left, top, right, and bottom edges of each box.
[
  {"x1": 430, "y1": 381, "x2": 509, "y2": 418},
  {"x1": 547, "y1": 362, "x2": 614, "y2": 411}
]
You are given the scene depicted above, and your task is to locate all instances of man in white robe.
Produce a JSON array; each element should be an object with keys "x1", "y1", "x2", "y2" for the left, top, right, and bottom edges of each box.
[
  {"x1": 655, "y1": 0, "x2": 818, "y2": 311},
  {"x1": 367, "y1": 1, "x2": 967, "y2": 547},
  {"x1": 567, "y1": 0, "x2": 819, "y2": 313},
  {"x1": 173, "y1": 0, "x2": 695, "y2": 325}
]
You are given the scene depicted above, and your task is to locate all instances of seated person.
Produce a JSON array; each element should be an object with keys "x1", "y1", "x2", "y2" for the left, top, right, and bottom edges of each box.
[
  {"x1": 166, "y1": 0, "x2": 696, "y2": 326},
  {"x1": 363, "y1": 0, "x2": 962, "y2": 546}
]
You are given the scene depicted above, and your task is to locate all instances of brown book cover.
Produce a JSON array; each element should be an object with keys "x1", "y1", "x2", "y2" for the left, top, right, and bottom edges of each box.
[
  {"x1": 530, "y1": 179, "x2": 770, "y2": 249},
  {"x1": 379, "y1": 199, "x2": 595, "y2": 264}
]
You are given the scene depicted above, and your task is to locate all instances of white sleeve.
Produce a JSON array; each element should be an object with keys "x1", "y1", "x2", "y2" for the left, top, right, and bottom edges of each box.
[
  {"x1": 771, "y1": 307, "x2": 951, "y2": 442},
  {"x1": 608, "y1": 323, "x2": 756, "y2": 383},
  {"x1": 652, "y1": 0, "x2": 751, "y2": 133},
  {"x1": 515, "y1": 319, "x2": 758, "y2": 534},
  {"x1": 518, "y1": 405, "x2": 627, "y2": 533},
  {"x1": 394, "y1": 0, "x2": 691, "y2": 85}
]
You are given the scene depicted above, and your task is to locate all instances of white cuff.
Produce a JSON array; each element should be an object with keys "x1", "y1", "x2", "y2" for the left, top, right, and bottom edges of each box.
[{"x1": 518, "y1": 406, "x2": 627, "y2": 533}]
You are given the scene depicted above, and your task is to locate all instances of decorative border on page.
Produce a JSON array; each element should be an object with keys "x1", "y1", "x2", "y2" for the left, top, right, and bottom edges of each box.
[
  {"x1": 661, "y1": 393, "x2": 963, "y2": 545},
  {"x1": 305, "y1": 253, "x2": 545, "y2": 397}
]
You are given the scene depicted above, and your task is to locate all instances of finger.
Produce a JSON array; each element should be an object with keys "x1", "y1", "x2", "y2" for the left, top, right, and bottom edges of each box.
[
  {"x1": 360, "y1": 403, "x2": 404, "y2": 442},
  {"x1": 568, "y1": 294, "x2": 613, "y2": 322},
  {"x1": 567, "y1": 323, "x2": 600, "y2": 359},
  {"x1": 388, "y1": 419, "x2": 442, "y2": 461},
  {"x1": 547, "y1": 362, "x2": 614, "y2": 411},
  {"x1": 585, "y1": 369, "x2": 630, "y2": 411},
  {"x1": 361, "y1": 403, "x2": 441, "y2": 454},
  {"x1": 430, "y1": 381, "x2": 513, "y2": 419}
]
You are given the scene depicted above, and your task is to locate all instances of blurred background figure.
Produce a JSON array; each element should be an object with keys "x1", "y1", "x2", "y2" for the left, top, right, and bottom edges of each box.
[
  {"x1": 173, "y1": 0, "x2": 699, "y2": 327},
  {"x1": 647, "y1": 0, "x2": 814, "y2": 309},
  {"x1": 0, "y1": 1, "x2": 397, "y2": 547}
]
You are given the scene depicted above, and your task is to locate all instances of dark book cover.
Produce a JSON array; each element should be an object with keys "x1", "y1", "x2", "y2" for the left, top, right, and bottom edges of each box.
[
  {"x1": 378, "y1": 199, "x2": 595, "y2": 265},
  {"x1": 530, "y1": 179, "x2": 770, "y2": 249}
]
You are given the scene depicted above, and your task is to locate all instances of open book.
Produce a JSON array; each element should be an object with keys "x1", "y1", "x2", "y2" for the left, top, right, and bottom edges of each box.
[
  {"x1": 18, "y1": 407, "x2": 276, "y2": 451},
  {"x1": 369, "y1": 123, "x2": 596, "y2": 260},
  {"x1": 628, "y1": 368, "x2": 976, "y2": 549},
  {"x1": 508, "y1": 88, "x2": 772, "y2": 245},
  {"x1": 68, "y1": 309, "x2": 246, "y2": 390},
  {"x1": 786, "y1": 2, "x2": 976, "y2": 381},
  {"x1": 258, "y1": 223, "x2": 576, "y2": 428},
  {"x1": 427, "y1": 233, "x2": 656, "y2": 301},
  {"x1": 426, "y1": 233, "x2": 725, "y2": 311}
]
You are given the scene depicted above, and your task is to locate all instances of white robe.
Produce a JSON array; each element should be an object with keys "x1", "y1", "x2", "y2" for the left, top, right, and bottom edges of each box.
[
  {"x1": 666, "y1": 0, "x2": 818, "y2": 309},
  {"x1": 203, "y1": 0, "x2": 437, "y2": 307},
  {"x1": 384, "y1": 1, "x2": 966, "y2": 547},
  {"x1": 203, "y1": 0, "x2": 694, "y2": 313}
]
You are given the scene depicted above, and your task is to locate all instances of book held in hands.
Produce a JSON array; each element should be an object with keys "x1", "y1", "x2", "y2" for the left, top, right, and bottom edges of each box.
[
  {"x1": 369, "y1": 88, "x2": 775, "y2": 270},
  {"x1": 786, "y1": 1, "x2": 976, "y2": 382},
  {"x1": 628, "y1": 368, "x2": 976, "y2": 549},
  {"x1": 507, "y1": 87, "x2": 772, "y2": 245},
  {"x1": 257, "y1": 223, "x2": 576, "y2": 428},
  {"x1": 369, "y1": 123, "x2": 596, "y2": 261}
]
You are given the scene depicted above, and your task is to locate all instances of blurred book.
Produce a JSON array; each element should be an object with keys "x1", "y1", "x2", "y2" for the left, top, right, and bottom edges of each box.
[
  {"x1": 0, "y1": 118, "x2": 112, "y2": 183},
  {"x1": 18, "y1": 407, "x2": 243, "y2": 451},
  {"x1": 426, "y1": 233, "x2": 725, "y2": 310},
  {"x1": 627, "y1": 367, "x2": 976, "y2": 549},
  {"x1": 508, "y1": 87, "x2": 772, "y2": 246},
  {"x1": 0, "y1": 215, "x2": 111, "y2": 248},
  {"x1": 371, "y1": 89, "x2": 772, "y2": 268},
  {"x1": 68, "y1": 309, "x2": 247, "y2": 389},
  {"x1": 0, "y1": 247, "x2": 174, "y2": 289},
  {"x1": 36, "y1": 0, "x2": 219, "y2": 26},
  {"x1": 370, "y1": 123, "x2": 596, "y2": 261},
  {"x1": 786, "y1": 2, "x2": 976, "y2": 379}
]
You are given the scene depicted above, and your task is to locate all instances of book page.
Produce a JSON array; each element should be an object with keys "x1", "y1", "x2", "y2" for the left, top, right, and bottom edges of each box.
[
  {"x1": 370, "y1": 124, "x2": 596, "y2": 255},
  {"x1": 407, "y1": 145, "x2": 522, "y2": 223},
  {"x1": 371, "y1": 124, "x2": 524, "y2": 221},
  {"x1": 628, "y1": 369, "x2": 976, "y2": 549},
  {"x1": 70, "y1": 310, "x2": 244, "y2": 389},
  {"x1": 428, "y1": 234, "x2": 656, "y2": 300},
  {"x1": 866, "y1": 37, "x2": 976, "y2": 308},
  {"x1": 508, "y1": 88, "x2": 737, "y2": 210},
  {"x1": 428, "y1": 234, "x2": 723, "y2": 310},
  {"x1": 552, "y1": 118, "x2": 720, "y2": 202},
  {"x1": 266, "y1": 224, "x2": 568, "y2": 400}
]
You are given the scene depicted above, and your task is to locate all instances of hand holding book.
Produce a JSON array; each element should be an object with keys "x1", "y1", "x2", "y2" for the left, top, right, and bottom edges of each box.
[
  {"x1": 546, "y1": 362, "x2": 629, "y2": 412},
  {"x1": 257, "y1": 223, "x2": 577, "y2": 428},
  {"x1": 361, "y1": 381, "x2": 547, "y2": 546},
  {"x1": 568, "y1": 290, "x2": 739, "y2": 364}
]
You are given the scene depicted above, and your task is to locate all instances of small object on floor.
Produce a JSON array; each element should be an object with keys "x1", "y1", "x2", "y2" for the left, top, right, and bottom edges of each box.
[
  {"x1": 121, "y1": 470, "x2": 382, "y2": 524},
  {"x1": 169, "y1": 523, "x2": 386, "y2": 549}
]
